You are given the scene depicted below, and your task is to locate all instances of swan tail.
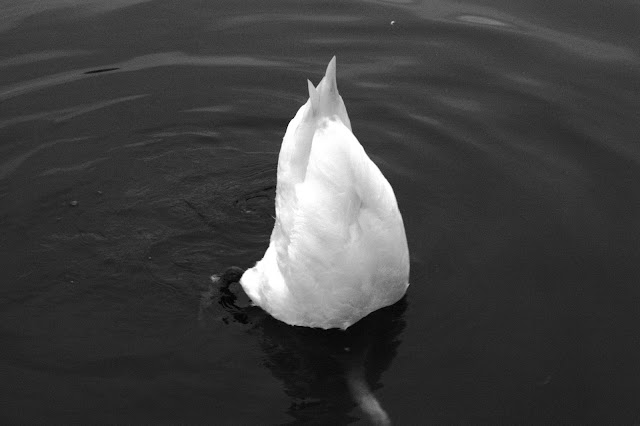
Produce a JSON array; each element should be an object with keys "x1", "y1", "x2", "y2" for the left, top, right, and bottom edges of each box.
[
  {"x1": 307, "y1": 79, "x2": 318, "y2": 110},
  {"x1": 312, "y1": 56, "x2": 352, "y2": 130}
]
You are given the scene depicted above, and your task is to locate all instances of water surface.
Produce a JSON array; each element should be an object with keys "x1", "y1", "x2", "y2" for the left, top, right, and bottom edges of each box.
[{"x1": 1, "y1": 0, "x2": 639, "y2": 423}]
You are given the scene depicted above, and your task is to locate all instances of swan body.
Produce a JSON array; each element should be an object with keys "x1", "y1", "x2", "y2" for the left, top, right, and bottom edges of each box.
[{"x1": 240, "y1": 57, "x2": 409, "y2": 329}]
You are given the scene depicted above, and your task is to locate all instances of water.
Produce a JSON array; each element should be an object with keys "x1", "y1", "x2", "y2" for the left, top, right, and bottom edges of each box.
[{"x1": 1, "y1": 0, "x2": 639, "y2": 423}]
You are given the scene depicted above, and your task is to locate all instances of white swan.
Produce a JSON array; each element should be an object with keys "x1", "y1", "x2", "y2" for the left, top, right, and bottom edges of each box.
[{"x1": 240, "y1": 57, "x2": 409, "y2": 330}]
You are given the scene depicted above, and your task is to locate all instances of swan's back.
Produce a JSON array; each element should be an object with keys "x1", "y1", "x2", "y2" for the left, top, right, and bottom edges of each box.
[{"x1": 240, "y1": 57, "x2": 409, "y2": 329}]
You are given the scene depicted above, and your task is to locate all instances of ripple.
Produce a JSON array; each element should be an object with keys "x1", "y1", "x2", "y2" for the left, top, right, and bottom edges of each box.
[
  {"x1": 39, "y1": 157, "x2": 108, "y2": 177},
  {"x1": 456, "y1": 14, "x2": 509, "y2": 27},
  {"x1": 220, "y1": 13, "x2": 362, "y2": 29},
  {"x1": 435, "y1": 95, "x2": 482, "y2": 112},
  {"x1": 0, "y1": 94, "x2": 148, "y2": 128},
  {"x1": 0, "y1": 136, "x2": 92, "y2": 180},
  {"x1": 361, "y1": 0, "x2": 638, "y2": 62},
  {"x1": 148, "y1": 130, "x2": 220, "y2": 140},
  {"x1": 0, "y1": 0, "x2": 153, "y2": 32},
  {"x1": 183, "y1": 106, "x2": 235, "y2": 114},
  {"x1": 0, "y1": 50, "x2": 93, "y2": 68},
  {"x1": 537, "y1": 27, "x2": 637, "y2": 62},
  {"x1": 0, "y1": 53, "x2": 289, "y2": 102}
]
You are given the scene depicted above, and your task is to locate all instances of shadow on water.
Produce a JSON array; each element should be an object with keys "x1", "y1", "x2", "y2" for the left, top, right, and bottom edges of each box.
[{"x1": 203, "y1": 270, "x2": 408, "y2": 425}]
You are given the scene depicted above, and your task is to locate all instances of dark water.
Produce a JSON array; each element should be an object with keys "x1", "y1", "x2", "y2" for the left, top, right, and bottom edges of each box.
[{"x1": 1, "y1": 0, "x2": 639, "y2": 424}]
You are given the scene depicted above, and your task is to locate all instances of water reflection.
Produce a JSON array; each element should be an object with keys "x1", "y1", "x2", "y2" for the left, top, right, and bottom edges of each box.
[
  {"x1": 456, "y1": 14, "x2": 509, "y2": 27},
  {"x1": 203, "y1": 276, "x2": 407, "y2": 424}
]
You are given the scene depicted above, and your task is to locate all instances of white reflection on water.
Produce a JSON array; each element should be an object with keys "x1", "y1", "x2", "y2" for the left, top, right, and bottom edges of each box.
[
  {"x1": 39, "y1": 157, "x2": 109, "y2": 177},
  {"x1": 457, "y1": 14, "x2": 510, "y2": 27}
]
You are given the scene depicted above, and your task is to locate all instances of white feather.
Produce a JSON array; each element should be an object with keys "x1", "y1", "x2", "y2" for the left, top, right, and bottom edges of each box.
[{"x1": 240, "y1": 57, "x2": 409, "y2": 329}]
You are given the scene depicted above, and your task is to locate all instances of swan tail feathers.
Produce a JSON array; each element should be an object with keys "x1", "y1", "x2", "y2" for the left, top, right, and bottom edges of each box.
[
  {"x1": 307, "y1": 79, "x2": 318, "y2": 112},
  {"x1": 315, "y1": 56, "x2": 352, "y2": 130}
]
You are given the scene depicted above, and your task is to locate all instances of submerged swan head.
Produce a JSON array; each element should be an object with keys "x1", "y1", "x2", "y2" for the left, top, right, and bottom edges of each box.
[{"x1": 240, "y1": 57, "x2": 410, "y2": 329}]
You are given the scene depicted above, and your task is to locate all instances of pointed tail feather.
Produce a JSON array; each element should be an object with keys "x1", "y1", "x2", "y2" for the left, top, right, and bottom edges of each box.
[{"x1": 314, "y1": 56, "x2": 352, "y2": 130}]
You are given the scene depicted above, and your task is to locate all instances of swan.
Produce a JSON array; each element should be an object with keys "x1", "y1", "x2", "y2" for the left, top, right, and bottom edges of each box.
[{"x1": 240, "y1": 57, "x2": 409, "y2": 330}]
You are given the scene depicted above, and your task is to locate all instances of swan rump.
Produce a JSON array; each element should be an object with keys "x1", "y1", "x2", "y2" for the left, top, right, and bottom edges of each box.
[{"x1": 240, "y1": 57, "x2": 409, "y2": 329}]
